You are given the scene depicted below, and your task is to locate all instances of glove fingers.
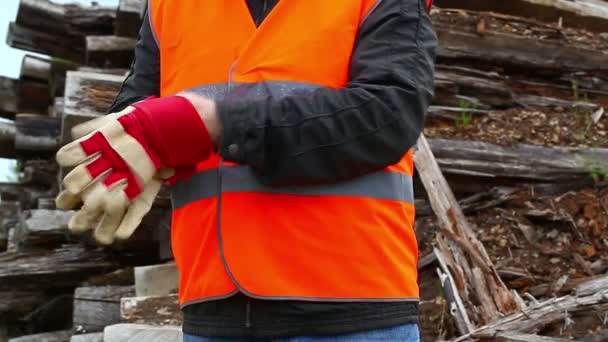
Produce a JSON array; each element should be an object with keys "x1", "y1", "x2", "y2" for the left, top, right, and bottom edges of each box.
[
  {"x1": 68, "y1": 203, "x2": 103, "y2": 233},
  {"x1": 114, "y1": 179, "x2": 162, "y2": 240},
  {"x1": 55, "y1": 190, "x2": 82, "y2": 210},
  {"x1": 93, "y1": 186, "x2": 130, "y2": 245},
  {"x1": 56, "y1": 140, "x2": 91, "y2": 167},
  {"x1": 67, "y1": 180, "x2": 110, "y2": 232},
  {"x1": 62, "y1": 155, "x2": 112, "y2": 195},
  {"x1": 71, "y1": 111, "x2": 125, "y2": 139}
]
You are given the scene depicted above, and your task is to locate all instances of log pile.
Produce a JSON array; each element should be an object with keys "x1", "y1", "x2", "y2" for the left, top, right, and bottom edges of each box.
[{"x1": 0, "y1": 0, "x2": 606, "y2": 341}]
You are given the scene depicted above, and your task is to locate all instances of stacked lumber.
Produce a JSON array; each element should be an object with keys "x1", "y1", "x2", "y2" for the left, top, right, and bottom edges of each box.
[{"x1": 0, "y1": 0, "x2": 606, "y2": 340}]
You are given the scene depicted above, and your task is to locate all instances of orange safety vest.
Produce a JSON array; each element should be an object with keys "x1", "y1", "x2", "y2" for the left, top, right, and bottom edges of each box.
[{"x1": 149, "y1": 0, "x2": 419, "y2": 307}]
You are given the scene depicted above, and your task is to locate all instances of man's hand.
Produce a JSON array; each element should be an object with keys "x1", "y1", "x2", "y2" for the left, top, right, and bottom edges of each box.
[{"x1": 55, "y1": 95, "x2": 218, "y2": 244}]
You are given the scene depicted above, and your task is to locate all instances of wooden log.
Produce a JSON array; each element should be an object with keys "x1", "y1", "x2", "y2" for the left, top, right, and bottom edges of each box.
[
  {"x1": 432, "y1": 9, "x2": 608, "y2": 73},
  {"x1": 414, "y1": 134, "x2": 522, "y2": 331},
  {"x1": 575, "y1": 274, "x2": 608, "y2": 296},
  {"x1": 0, "y1": 120, "x2": 16, "y2": 159},
  {"x1": 103, "y1": 324, "x2": 182, "y2": 342},
  {"x1": 70, "y1": 333, "x2": 103, "y2": 342},
  {"x1": 14, "y1": 114, "x2": 60, "y2": 155},
  {"x1": 13, "y1": 210, "x2": 75, "y2": 249},
  {"x1": 115, "y1": 0, "x2": 145, "y2": 38},
  {"x1": 433, "y1": 0, "x2": 608, "y2": 33},
  {"x1": 453, "y1": 289, "x2": 608, "y2": 340},
  {"x1": 0, "y1": 77, "x2": 17, "y2": 119},
  {"x1": 86, "y1": 36, "x2": 136, "y2": 68},
  {"x1": 120, "y1": 294, "x2": 182, "y2": 325},
  {"x1": 8, "y1": 330, "x2": 72, "y2": 342},
  {"x1": 427, "y1": 138, "x2": 608, "y2": 183},
  {"x1": 16, "y1": 0, "x2": 115, "y2": 36},
  {"x1": 7, "y1": 22, "x2": 84, "y2": 63},
  {"x1": 0, "y1": 245, "x2": 116, "y2": 290},
  {"x1": 493, "y1": 332, "x2": 571, "y2": 342},
  {"x1": 62, "y1": 71, "x2": 124, "y2": 144},
  {"x1": 73, "y1": 286, "x2": 134, "y2": 332},
  {"x1": 134, "y1": 263, "x2": 178, "y2": 297}
]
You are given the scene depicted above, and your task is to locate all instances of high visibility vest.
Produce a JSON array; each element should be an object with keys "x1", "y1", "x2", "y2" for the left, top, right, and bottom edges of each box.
[{"x1": 149, "y1": 0, "x2": 419, "y2": 307}]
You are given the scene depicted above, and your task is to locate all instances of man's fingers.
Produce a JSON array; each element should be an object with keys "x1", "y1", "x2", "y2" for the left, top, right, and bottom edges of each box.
[
  {"x1": 55, "y1": 190, "x2": 82, "y2": 210},
  {"x1": 114, "y1": 180, "x2": 161, "y2": 240}
]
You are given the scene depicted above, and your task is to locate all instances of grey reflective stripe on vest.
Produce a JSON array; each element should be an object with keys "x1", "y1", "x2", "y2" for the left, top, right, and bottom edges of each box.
[
  {"x1": 171, "y1": 165, "x2": 414, "y2": 209},
  {"x1": 181, "y1": 80, "x2": 323, "y2": 101}
]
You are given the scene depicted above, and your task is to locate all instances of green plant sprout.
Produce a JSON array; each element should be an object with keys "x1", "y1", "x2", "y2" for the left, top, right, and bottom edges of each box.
[{"x1": 455, "y1": 98, "x2": 476, "y2": 129}]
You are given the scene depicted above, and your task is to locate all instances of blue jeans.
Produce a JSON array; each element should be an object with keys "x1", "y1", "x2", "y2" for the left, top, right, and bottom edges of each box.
[{"x1": 183, "y1": 324, "x2": 420, "y2": 342}]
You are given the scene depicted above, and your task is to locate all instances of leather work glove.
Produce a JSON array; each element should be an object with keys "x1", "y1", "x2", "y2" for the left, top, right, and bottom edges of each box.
[{"x1": 55, "y1": 96, "x2": 214, "y2": 244}]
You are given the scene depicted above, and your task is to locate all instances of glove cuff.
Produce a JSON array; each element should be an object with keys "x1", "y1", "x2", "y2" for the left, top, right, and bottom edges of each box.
[{"x1": 130, "y1": 96, "x2": 214, "y2": 167}]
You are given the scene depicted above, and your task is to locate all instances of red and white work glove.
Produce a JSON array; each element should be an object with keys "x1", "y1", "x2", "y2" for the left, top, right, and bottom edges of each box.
[{"x1": 55, "y1": 96, "x2": 214, "y2": 244}]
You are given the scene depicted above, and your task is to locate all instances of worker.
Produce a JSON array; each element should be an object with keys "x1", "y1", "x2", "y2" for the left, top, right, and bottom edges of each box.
[{"x1": 56, "y1": 0, "x2": 437, "y2": 341}]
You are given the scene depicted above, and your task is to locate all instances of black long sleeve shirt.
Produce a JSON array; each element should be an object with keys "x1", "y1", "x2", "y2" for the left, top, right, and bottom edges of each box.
[{"x1": 110, "y1": 0, "x2": 436, "y2": 337}]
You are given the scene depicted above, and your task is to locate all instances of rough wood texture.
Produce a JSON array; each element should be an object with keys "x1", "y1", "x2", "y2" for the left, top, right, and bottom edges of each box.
[
  {"x1": 8, "y1": 330, "x2": 72, "y2": 342},
  {"x1": 134, "y1": 263, "x2": 178, "y2": 297},
  {"x1": 73, "y1": 286, "x2": 134, "y2": 332},
  {"x1": 414, "y1": 134, "x2": 522, "y2": 331},
  {"x1": 14, "y1": 114, "x2": 60, "y2": 154},
  {"x1": 7, "y1": 22, "x2": 83, "y2": 63},
  {"x1": 62, "y1": 71, "x2": 124, "y2": 144},
  {"x1": 120, "y1": 294, "x2": 182, "y2": 325},
  {"x1": 10, "y1": 0, "x2": 116, "y2": 62},
  {"x1": 453, "y1": 289, "x2": 608, "y2": 340},
  {"x1": 0, "y1": 245, "x2": 116, "y2": 290},
  {"x1": 493, "y1": 332, "x2": 571, "y2": 342},
  {"x1": 63, "y1": 71, "x2": 124, "y2": 117},
  {"x1": 0, "y1": 77, "x2": 17, "y2": 119},
  {"x1": 86, "y1": 36, "x2": 136, "y2": 68},
  {"x1": 434, "y1": 0, "x2": 608, "y2": 33},
  {"x1": 12, "y1": 210, "x2": 75, "y2": 249},
  {"x1": 103, "y1": 324, "x2": 182, "y2": 342},
  {"x1": 115, "y1": 0, "x2": 145, "y2": 37},
  {"x1": 427, "y1": 138, "x2": 608, "y2": 182},
  {"x1": 432, "y1": 9, "x2": 608, "y2": 73},
  {"x1": 575, "y1": 274, "x2": 608, "y2": 296}
]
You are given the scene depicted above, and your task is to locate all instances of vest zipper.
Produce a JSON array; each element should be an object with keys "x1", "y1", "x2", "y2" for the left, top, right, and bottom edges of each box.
[{"x1": 245, "y1": 298, "x2": 252, "y2": 329}]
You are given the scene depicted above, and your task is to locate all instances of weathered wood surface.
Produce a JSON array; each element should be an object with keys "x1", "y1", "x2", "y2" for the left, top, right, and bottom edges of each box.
[
  {"x1": 10, "y1": 0, "x2": 116, "y2": 62},
  {"x1": 86, "y1": 36, "x2": 136, "y2": 68},
  {"x1": 7, "y1": 22, "x2": 84, "y2": 63},
  {"x1": 16, "y1": 0, "x2": 115, "y2": 36},
  {"x1": 432, "y1": 9, "x2": 608, "y2": 73},
  {"x1": 575, "y1": 274, "x2": 608, "y2": 296},
  {"x1": 14, "y1": 114, "x2": 60, "y2": 154},
  {"x1": 0, "y1": 245, "x2": 116, "y2": 290},
  {"x1": 8, "y1": 330, "x2": 72, "y2": 342},
  {"x1": 134, "y1": 263, "x2": 178, "y2": 297},
  {"x1": 0, "y1": 77, "x2": 17, "y2": 119},
  {"x1": 427, "y1": 138, "x2": 608, "y2": 182},
  {"x1": 62, "y1": 71, "x2": 124, "y2": 143},
  {"x1": 493, "y1": 332, "x2": 571, "y2": 342},
  {"x1": 12, "y1": 210, "x2": 75, "y2": 249},
  {"x1": 453, "y1": 288, "x2": 608, "y2": 340},
  {"x1": 70, "y1": 333, "x2": 103, "y2": 342},
  {"x1": 73, "y1": 286, "x2": 134, "y2": 332},
  {"x1": 414, "y1": 134, "x2": 522, "y2": 332},
  {"x1": 121, "y1": 294, "x2": 181, "y2": 325},
  {"x1": 433, "y1": 65, "x2": 608, "y2": 110},
  {"x1": 63, "y1": 71, "x2": 124, "y2": 117},
  {"x1": 434, "y1": 0, "x2": 608, "y2": 33},
  {"x1": 115, "y1": 0, "x2": 145, "y2": 37},
  {"x1": 103, "y1": 324, "x2": 182, "y2": 342}
]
